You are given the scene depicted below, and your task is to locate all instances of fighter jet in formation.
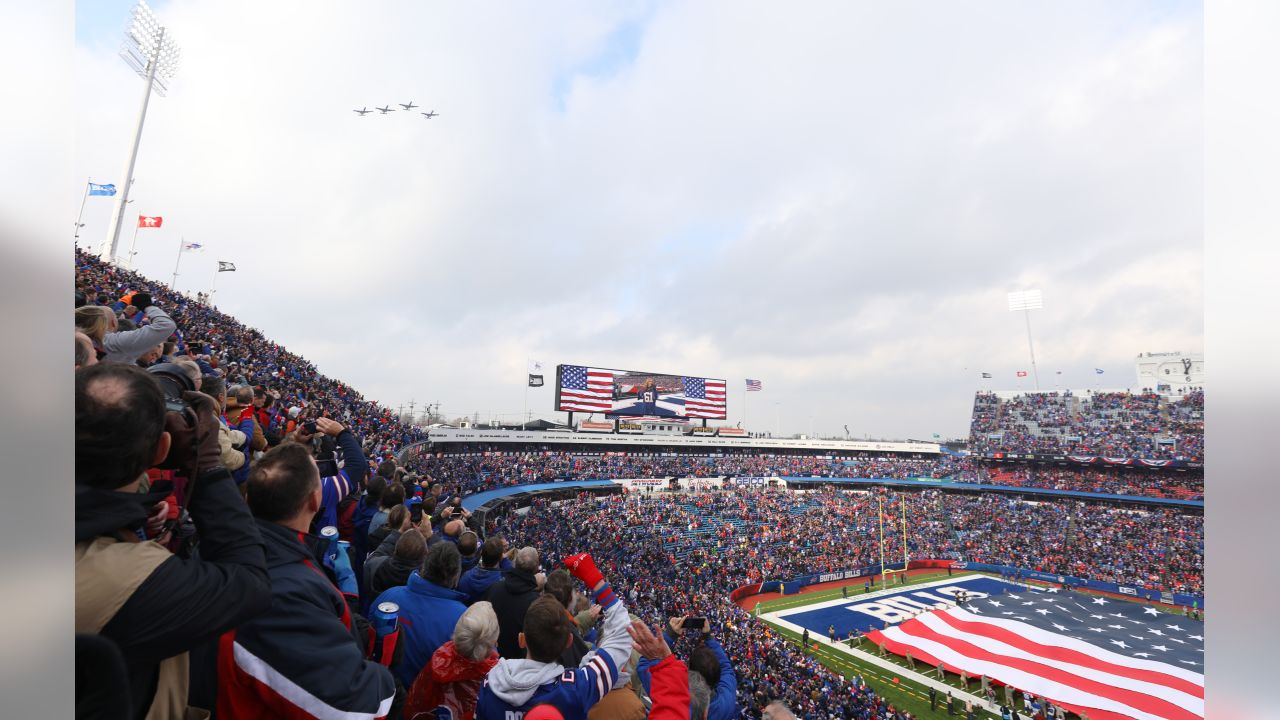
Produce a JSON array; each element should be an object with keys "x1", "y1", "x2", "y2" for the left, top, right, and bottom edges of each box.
[{"x1": 354, "y1": 102, "x2": 439, "y2": 120}]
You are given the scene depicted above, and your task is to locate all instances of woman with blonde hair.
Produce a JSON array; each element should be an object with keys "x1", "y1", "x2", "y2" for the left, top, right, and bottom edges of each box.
[{"x1": 74, "y1": 293, "x2": 175, "y2": 364}]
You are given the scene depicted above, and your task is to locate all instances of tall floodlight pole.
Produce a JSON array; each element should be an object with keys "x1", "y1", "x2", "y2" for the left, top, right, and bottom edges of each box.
[
  {"x1": 99, "y1": 1, "x2": 180, "y2": 262},
  {"x1": 1007, "y1": 289, "x2": 1044, "y2": 391}
]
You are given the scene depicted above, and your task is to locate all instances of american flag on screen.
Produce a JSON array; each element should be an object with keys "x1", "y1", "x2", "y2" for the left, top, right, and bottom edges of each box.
[
  {"x1": 683, "y1": 377, "x2": 726, "y2": 418},
  {"x1": 558, "y1": 366, "x2": 616, "y2": 412},
  {"x1": 866, "y1": 590, "x2": 1203, "y2": 720}
]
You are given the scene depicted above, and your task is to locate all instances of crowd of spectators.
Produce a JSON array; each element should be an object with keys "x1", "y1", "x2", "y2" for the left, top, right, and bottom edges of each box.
[
  {"x1": 75, "y1": 248, "x2": 425, "y2": 460},
  {"x1": 405, "y1": 450, "x2": 965, "y2": 499},
  {"x1": 74, "y1": 251, "x2": 1204, "y2": 720},
  {"x1": 952, "y1": 463, "x2": 1204, "y2": 501},
  {"x1": 504, "y1": 490, "x2": 935, "y2": 719},
  {"x1": 967, "y1": 390, "x2": 1205, "y2": 462},
  {"x1": 943, "y1": 494, "x2": 1203, "y2": 595}
]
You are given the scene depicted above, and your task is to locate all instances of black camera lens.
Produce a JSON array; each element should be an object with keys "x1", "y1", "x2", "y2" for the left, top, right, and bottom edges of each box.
[{"x1": 147, "y1": 362, "x2": 195, "y2": 413}]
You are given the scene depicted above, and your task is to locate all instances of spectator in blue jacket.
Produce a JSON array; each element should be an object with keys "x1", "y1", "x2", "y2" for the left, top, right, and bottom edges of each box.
[
  {"x1": 296, "y1": 416, "x2": 367, "y2": 531},
  {"x1": 375, "y1": 541, "x2": 469, "y2": 687},
  {"x1": 458, "y1": 536, "x2": 508, "y2": 604},
  {"x1": 637, "y1": 617, "x2": 737, "y2": 720}
]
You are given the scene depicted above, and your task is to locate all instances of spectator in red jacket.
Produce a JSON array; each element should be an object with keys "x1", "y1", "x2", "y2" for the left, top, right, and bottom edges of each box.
[
  {"x1": 626, "y1": 619, "x2": 690, "y2": 719},
  {"x1": 404, "y1": 601, "x2": 501, "y2": 720}
]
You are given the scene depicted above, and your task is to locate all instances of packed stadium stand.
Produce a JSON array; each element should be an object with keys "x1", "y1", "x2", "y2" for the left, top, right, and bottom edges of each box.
[{"x1": 75, "y1": 249, "x2": 1205, "y2": 720}]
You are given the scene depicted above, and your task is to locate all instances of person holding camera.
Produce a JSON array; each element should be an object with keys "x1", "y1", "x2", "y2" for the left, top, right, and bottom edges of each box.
[
  {"x1": 636, "y1": 617, "x2": 738, "y2": 720},
  {"x1": 75, "y1": 363, "x2": 270, "y2": 719},
  {"x1": 291, "y1": 415, "x2": 368, "y2": 533}
]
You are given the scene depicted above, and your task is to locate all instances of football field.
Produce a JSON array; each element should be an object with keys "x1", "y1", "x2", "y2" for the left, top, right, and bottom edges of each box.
[{"x1": 752, "y1": 571, "x2": 1200, "y2": 720}]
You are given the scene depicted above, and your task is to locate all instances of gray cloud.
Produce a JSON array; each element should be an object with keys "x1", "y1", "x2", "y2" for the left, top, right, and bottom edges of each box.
[{"x1": 74, "y1": 1, "x2": 1203, "y2": 438}]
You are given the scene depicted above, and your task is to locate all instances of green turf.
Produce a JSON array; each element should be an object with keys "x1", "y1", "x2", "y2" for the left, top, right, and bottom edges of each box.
[
  {"x1": 754, "y1": 571, "x2": 1003, "y2": 718},
  {"x1": 751, "y1": 571, "x2": 1159, "y2": 719}
]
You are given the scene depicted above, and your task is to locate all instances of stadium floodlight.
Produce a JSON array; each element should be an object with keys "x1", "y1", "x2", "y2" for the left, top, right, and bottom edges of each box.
[
  {"x1": 99, "y1": 1, "x2": 181, "y2": 263},
  {"x1": 1007, "y1": 289, "x2": 1043, "y2": 390}
]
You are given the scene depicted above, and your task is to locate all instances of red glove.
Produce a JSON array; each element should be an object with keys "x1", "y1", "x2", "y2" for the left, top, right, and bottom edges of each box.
[{"x1": 563, "y1": 552, "x2": 605, "y2": 589}]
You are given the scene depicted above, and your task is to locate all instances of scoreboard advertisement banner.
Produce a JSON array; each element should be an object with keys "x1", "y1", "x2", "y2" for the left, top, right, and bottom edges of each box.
[{"x1": 555, "y1": 364, "x2": 727, "y2": 419}]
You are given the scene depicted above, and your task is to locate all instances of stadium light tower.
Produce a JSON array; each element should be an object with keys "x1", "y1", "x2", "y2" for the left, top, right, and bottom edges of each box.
[
  {"x1": 99, "y1": 1, "x2": 181, "y2": 262},
  {"x1": 1007, "y1": 289, "x2": 1043, "y2": 391}
]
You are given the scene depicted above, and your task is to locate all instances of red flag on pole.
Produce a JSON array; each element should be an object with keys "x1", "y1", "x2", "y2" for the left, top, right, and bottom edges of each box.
[
  {"x1": 138, "y1": 216, "x2": 163, "y2": 228},
  {"x1": 1016, "y1": 371, "x2": 1028, "y2": 377}
]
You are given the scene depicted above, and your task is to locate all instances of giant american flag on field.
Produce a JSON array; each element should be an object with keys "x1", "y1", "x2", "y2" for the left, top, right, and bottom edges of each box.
[{"x1": 866, "y1": 588, "x2": 1203, "y2": 720}]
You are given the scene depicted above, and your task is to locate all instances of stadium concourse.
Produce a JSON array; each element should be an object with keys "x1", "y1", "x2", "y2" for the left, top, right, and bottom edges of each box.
[{"x1": 74, "y1": 248, "x2": 1204, "y2": 720}]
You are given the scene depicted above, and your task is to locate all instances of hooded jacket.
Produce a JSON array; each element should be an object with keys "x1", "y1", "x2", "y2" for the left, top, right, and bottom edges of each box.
[
  {"x1": 404, "y1": 640, "x2": 499, "y2": 720},
  {"x1": 75, "y1": 469, "x2": 269, "y2": 720},
  {"x1": 457, "y1": 564, "x2": 505, "y2": 605},
  {"x1": 211, "y1": 519, "x2": 396, "y2": 720},
  {"x1": 475, "y1": 587, "x2": 632, "y2": 720},
  {"x1": 375, "y1": 571, "x2": 469, "y2": 687},
  {"x1": 485, "y1": 569, "x2": 542, "y2": 659}
]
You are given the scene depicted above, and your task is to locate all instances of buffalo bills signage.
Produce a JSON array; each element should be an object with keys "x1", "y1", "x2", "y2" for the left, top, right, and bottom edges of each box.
[{"x1": 766, "y1": 576, "x2": 1024, "y2": 639}]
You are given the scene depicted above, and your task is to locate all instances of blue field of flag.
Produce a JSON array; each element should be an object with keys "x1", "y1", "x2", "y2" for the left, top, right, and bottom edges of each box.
[{"x1": 769, "y1": 575, "x2": 1026, "y2": 640}]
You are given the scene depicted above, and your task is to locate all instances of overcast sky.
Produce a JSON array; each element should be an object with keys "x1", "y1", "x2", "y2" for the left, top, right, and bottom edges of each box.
[{"x1": 73, "y1": 0, "x2": 1203, "y2": 439}]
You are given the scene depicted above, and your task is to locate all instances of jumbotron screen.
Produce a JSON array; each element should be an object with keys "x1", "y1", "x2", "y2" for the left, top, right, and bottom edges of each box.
[{"x1": 554, "y1": 364, "x2": 727, "y2": 419}]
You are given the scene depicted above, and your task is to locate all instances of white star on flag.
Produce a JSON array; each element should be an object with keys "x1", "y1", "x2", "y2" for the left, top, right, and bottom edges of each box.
[
  {"x1": 1133, "y1": 652, "x2": 1152, "y2": 658},
  {"x1": 1007, "y1": 594, "x2": 1022, "y2": 600},
  {"x1": 1152, "y1": 644, "x2": 1170, "y2": 652},
  {"x1": 1166, "y1": 624, "x2": 1184, "y2": 631},
  {"x1": 1149, "y1": 629, "x2": 1165, "y2": 637},
  {"x1": 987, "y1": 601, "x2": 1003, "y2": 608},
  {"x1": 1143, "y1": 607, "x2": 1161, "y2": 616},
  {"x1": 1108, "y1": 624, "x2": 1126, "y2": 629},
  {"x1": 1110, "y1": 639, "x2": 1129, "y2": 649},
  {"x1": 1034, "y1": 609, "x2": 1051, "y2": 615},
  {"x1": 1051, "y1": 623, "x2": 1069, "y2": 632},
  {"x1": 1092, "y1": 598, "x2": 1109, "y2": 605},
  {"x1": 1189, "y1": 634, "x2": 1204, "y2": 641}
]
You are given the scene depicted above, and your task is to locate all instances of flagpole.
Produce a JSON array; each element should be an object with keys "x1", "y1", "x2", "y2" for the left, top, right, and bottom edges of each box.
[
  {"x1": 210, "y1": 263, "x2": 219, "y2": 303},
  {"x1": 126, "y1": 217, "x2": 141, "y2": 270},
  {"x1": 523, "y1": 357, "x2": 529, "y2": 430},
  {"x1": 744, "y1": 383, "x2": 749, "y2": 433},
  {"x1": 171, "y1": 235, "x2": 184, "y2": 290},
  {"x1": 74, "y1": 178, "x2": 90, "y2": 247}
]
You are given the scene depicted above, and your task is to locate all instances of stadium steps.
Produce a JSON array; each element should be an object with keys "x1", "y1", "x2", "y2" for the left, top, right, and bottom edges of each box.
[{"x1": 937, "y1": 497, "x2": 965, "y2": 560}]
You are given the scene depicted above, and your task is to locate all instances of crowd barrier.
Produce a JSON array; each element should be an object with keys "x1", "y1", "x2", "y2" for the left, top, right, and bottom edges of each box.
[{"x1": 743, "y1": 558, "x2": 1204, "y2": 610}]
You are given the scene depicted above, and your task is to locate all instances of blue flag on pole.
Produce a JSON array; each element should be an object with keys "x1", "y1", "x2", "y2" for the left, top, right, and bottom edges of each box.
[
  {"x1": 88, "y1": 183, "x2": 117, "y2": 196},
  {"x1": 1095, "y1": 368, "x2": 1105, "y2": 374}
]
